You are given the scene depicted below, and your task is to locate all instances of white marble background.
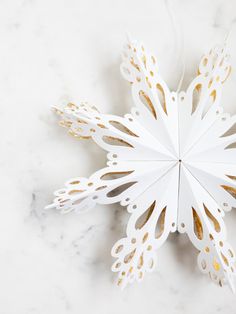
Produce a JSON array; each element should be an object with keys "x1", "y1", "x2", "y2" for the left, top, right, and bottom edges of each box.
[{"x1": 1, "y1": 0, "x2": 236, "y2": 313}]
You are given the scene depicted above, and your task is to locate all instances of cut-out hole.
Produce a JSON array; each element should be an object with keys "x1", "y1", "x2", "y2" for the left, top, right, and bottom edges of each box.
[
  {"x1": 145, "y1": 76, "x2": 151, "y2": 88},
  {"x1": 192, "y1": 207, "x2": 203, "y2": 240},
  {"x1": 97, "y1": 123, "x2": 107, "y2": 129},
  {"x1": 124, "y1": 249, "x2": 136, "y2": 264},
  {"x1": 156, "y1": 83, "x2": 167, "y2": 114},
  {"x1": 202, "y1": 90, "x2": 216, "y2": 119},
  {"x1": 100, "y1": 170, "x2": 134, "y2": 180},
  {"x1": 109, "y1": 120, "x2": 138, "y2": 137},
  {"x1": 151, "y1": 56, "x2": 156, "y2": 64},
  {"x1": 220, "y1": 123, "x2": 236, "y2": 137},
  {"x1": 62, "y1": 120, "x2": 72, "y2": 128},
  {"x1": 225, "y1": 142, "x2": 236, "y2": 149},
  {"x1": 68, "y1": 189, "x2": 85, "y2": 195},
  {"x1": 142, "y1": 232, "x2": 148, "y2": 243},
  {"x1": 60, "y1": 199, "x2": 69, "y2": 204},
  {"x1": 130, "y1": 57, "x2": 140, "y2": 72},
  {"x1": 221, "y1": 253, "x2": 229, "y2": 266},
  {"x1": 213, "y1": 258, "x2": 220, "y2": 271},
  {"x1": 226, "y1": 175, "x2": 236, "y2": 181},
  {"x1": 208, "y1": 78, "x2": 213, "y2": 89},
  {"x1": 142, "y1": 55, "x2": 147, "y2": 69},
  {"x1": 192, "y1": 84, "x2": 202, "y2": 114},
  {"x1": 69, "y1": 180, "x2": 80, "y2": 185},
  {"x1": 155, "y1": 206, "x2": 166, "y2": 238},
  {"x1": 221, "y1": 185, "x2": 236, "y2": 199},
  {"x1": 139, "y1": 90, "x2": 157, "y2": 119},
  {"x1": 107, "y1": 182, "x2": 137, "y2": 198},
  {"x1": 135, "y1": 201, "x2": 156, "y2": 230},
  {"x1": 102, "y1": 136, "x2": 134, "y2": 148},
  {"x1": 137, "y1": 253, "x2": 144, "y2": 269},
  {"x1": 77, "y1": 118, "x2": 88, "y2": 124},
  {"x1": 117, "y1": 278, "x2": 123, "y2": 286},
  {"x1": 222, "y1": 65, "x2": 231, "y2": 83},
  {"x1": 204, "y1": 204, "x2": 221, "y2": 232},
  {"x1": 201, "y1": 259, "x2": 207, "y2": 270},
  {"x1": 203, "y1": 58, "x2": 208, "y2": 66},
  {"x1": 115, "y1": 245, "x2": 123, "y2": 254},
  {"x1": 148, "y1": 258, "x2": 154, "y2": 269},
  {"x1": 95, "y1": 185, "x2": 107, "y2": 191}
]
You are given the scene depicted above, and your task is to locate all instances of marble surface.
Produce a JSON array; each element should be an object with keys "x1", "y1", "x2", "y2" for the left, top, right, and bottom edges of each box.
[{"x1": 1, "y1": 0, "x2": 236, "y2": 313}]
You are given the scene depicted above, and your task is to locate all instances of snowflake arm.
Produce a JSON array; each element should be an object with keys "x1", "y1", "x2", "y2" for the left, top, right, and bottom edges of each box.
[
  {"x1": 51, "y1": 102, "x2": 173, "y2": 161},
  {"x1": 120, "y1": 38, "x2": 179, "y2": 157},
  {"x1": 111, "y1": 164, "x2": 179, "y2": 288},
  {"x1": 179, "y1": 44, "x2": 231, "y2": 157},
  {"x1": 178, "y1": 165, "x2": 236, "y2": 291},
  {"x1": 46, "y1": 102, "x2": 177, "y2": 213}
]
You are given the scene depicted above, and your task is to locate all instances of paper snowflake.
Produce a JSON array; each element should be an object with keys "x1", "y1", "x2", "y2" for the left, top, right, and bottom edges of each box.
[{"x1": 46, "y1": 38, "x2": 236, "y2": 291}]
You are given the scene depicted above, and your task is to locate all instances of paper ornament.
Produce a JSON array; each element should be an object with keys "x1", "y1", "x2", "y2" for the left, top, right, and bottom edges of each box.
[{"x1": 46, "y1": 38, "x2": 236, "y2": 291}]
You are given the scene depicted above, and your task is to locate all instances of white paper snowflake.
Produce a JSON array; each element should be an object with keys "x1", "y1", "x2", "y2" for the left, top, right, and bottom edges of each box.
[{"x1": 46, "y1": 38, "x2": 236, "y2": 291}]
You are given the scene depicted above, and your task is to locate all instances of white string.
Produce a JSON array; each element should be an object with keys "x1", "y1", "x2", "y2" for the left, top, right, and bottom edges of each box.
[
  {"x1": 224, "y1": 29, "x2": 232, "y2": 44},
  {"x1": 125, "y1": 31, "x2": 132, "y2": 44},
  {"x1": 165, "y1": 0, "x2": 185, "y2": 93},
  {"x1": 223, "y1": 21, "x2": 234, "y2": 46},
  {"x1": 126, "y1": 5, "x2": 234, "y2": 93}
]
